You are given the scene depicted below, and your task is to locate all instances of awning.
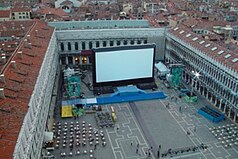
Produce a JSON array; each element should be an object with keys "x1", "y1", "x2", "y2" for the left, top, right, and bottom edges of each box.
[{"x1": 81, "y1": 50, "x2": 93, "y2": 56}]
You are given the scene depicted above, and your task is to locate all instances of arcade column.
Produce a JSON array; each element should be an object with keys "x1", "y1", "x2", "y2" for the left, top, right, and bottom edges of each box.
[
  {"x1": 223, "y1": 104, "x2": 227, "y2": 113},
  {"x1": 219, "y1": 99, "x2": 222, "y2": 109},
  {"x1": 228, "y1": 108, "x2": 231, "y2": 118},
  {"x1": 66, "y1": 55, "x2": 69, "y2": 65},
  {"x1": 234, "y1": 112, "x2": 237, "y2": 122},
  {"x1": 72, "y1": 56, "x2": 75, "y2": 65}
]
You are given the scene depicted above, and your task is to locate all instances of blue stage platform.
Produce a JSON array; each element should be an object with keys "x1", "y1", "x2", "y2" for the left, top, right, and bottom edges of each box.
[
  {"x1": 198, "y1": 106, "x2": 224, "y2": 123},
  {"x1": 62, "y1": 86, "x2": 167, "y2": 106}
]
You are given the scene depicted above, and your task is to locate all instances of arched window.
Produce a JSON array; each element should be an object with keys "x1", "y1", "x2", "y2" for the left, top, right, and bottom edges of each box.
[
  {"x1": 144, "y1": 39, "x2": 147, "y2": 44},
  {"x1": 123, "y1": 40, "x2": 127, "y2": 45},
  {"x1": 130, "y1": 40, "x2": 134, "y2": 45},
  {"x1": 68, "y1": 42, "x2": 71, "y2": 51},
  {"x1": 75, "y1": 42, "x2": 78, "y2": 50},
  {"x1": 60, "y1": 43, "x2": 64, "y2": 51},
  {"x1": 137, "y1": 40, "x2": 141, "y2": 44},
  {"x1": 82, "y1": 42, "x2": 85, "y2": 50},
  {"x1": 110, "y1": 41, "x2": 113, "y2": 46},
  {"x1": 117, "y1": 41, "x2": 120, "y2": 46},
  {"x1": 96, "y1": 41, "x2": 100, "y2": 47},
  {"x1": 89, "y1": 41, "x2": 93, "y2": 49},
  {"x1": 103, "y1": 41, "x2": 107, "y2": 47}
]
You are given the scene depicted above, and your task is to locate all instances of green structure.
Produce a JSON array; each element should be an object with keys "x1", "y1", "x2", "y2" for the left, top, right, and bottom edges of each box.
[
  {"x1": 72, "y1": 108, "x2": 85, "y2": 117},
  {"x1": 170, "y1": 64, "x2": 183, "y2": 88},
  {"x1": 184, "y1": 92, "x2": 198, "y2": 102},
  {"x1": 64, "y1": 76, "x2": 81, "y2": 98}
]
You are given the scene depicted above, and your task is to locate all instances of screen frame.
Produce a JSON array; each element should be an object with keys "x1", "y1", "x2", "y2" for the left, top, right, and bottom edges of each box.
[{"x1": 92, "y1": 44, "x2": 156, "y2": 88}]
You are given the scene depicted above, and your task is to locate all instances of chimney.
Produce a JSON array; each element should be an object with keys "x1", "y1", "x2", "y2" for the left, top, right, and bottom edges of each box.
[
  {"x1": 28, "y1": 43, "x2": 32, "y2": 49},
  {"x1": 0, "y1": 88, "x2": 5, "y2": 99},
  {"x1": 35, "y1": 30, "x2": 38, "y2": 36},
  {"x1": 24, "y1": 39, "x2": 28, "y2": 47},
  {"x1": 27, "y1": 34, "x2": 30, "y2": 41},
  {"x1": 0, "y1": 74, "x2": 5, "y2": 83},
  {"x1": 18, "y1": 51, "x2": 22, "y2": 59},
  {"x1": 11, "y1": 61, "x2": 16, "y2": 69},
  {"x1": 1, "y1": 54, "x2": 6, "y2": 64}
]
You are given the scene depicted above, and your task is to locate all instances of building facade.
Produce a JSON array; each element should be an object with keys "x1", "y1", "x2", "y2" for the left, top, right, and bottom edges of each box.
[
  {"x1": 12, "y1": 31, "x2": 59, "y2": 159},
  {"x1": 2, "y1": 19, "x2": 235, "y2": 159},
  {"x1": 49, "y1": 20, "x2": 166, "y2": 69},
  {"x1": 166, "y1": 27, "x2": 238, "y2": 123}
]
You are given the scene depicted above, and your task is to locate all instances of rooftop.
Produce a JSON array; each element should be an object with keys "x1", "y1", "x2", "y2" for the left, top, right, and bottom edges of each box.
[
  {"x1": 0, "y1": 20, "x2": 54, "y2": 159},
  {"x1": 168, "y1": 25, "x2": 238, "y2": 73},
  {"x1": 48, "y1": 19, "x2": 151, "y2": 30}
]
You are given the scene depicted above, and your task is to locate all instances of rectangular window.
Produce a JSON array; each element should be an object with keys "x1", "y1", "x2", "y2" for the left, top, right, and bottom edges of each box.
[{"x1": 96, "y1": 41, "x2": 99, "y2": 47}]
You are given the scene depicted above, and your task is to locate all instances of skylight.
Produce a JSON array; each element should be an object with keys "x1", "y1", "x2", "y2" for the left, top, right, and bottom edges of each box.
[
  {"x1": 186, "y1": 34, "x2": 191, "y2": 37},
  {"x1": 218, "y1": 50, "x2": 224, "y2": 55},
  {"x1": 199, "y1": 40, "x2": 205, "y2": 44},
  {"x1": 205, "y1": 44, "x2": 211, "y2": 47},
  {"x1": 174, "y1": 27, "x2": 179, "y2": 31},
  {"x1": 179, "y1": 30, "x2": 184, "y2": 34},
  {"x1": 224, "y1": 54, "x2": 231, "y2": 58},
  {"x1": 192, "y1": 37, "x2": 198, "y2": 41},
  {"x1": 232, "y1": 58, "x2": 238, "y2": 63},
  {"x1": 211, "y1": 47, "x2": 217, "y2": 51}
]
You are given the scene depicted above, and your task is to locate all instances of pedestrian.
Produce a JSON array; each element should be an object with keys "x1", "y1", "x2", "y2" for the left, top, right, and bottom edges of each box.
[
  {"x1": 136, "y1": 148, "x2": 138, "y2": 154},
  {"x1": 151, "y1": 146, "x2": 153, "y2": 150},
  {"x1": 94, "y1": 144, "x2": 97, "y2": 150},
  {"x1": 148, "y1": 151, "x2": 151, "y2": 157},
  {"x1": 157, "y1": 150, "x2": 160, "y2": 158},
  {"x1": 179, "y1": 106, "x2": 182, "y2": 112},
  {"x1": 131, "y1": 141, "x2": 133, "y2": 146},
  {"x1": 159, "y1": 145, "x2": 161, "y2": 149},
  {"x1": 137, "y1": 143, "x2": 139, "y2": 148},
  {"x1": 194, "y1": 126, "x2": 196, "y2": 132}
]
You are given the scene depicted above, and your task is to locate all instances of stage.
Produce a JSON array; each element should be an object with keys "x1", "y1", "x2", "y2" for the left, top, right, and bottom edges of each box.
[{"x1": 62, "y1": 86, "x2": 167, "y2": 106}]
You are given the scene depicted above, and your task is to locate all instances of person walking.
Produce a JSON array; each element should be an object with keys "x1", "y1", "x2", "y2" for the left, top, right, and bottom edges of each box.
[{"x1": 157, "y1": 150, "x2": 160, "y2": 158}]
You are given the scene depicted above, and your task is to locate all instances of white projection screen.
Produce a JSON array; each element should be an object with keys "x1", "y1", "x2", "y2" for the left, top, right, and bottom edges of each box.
[{"x1": 92, "y1": 44, "x2": 156, "y2": 87}]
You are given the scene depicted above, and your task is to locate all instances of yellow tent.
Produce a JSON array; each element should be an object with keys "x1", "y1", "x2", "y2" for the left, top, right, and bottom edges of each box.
[{"x1": 61, "y1": 105, "x2": 73, "y2": 118}]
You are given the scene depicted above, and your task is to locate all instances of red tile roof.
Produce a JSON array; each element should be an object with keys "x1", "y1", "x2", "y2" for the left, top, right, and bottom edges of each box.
[
  {"x1": 0, "y1": 21, "x2": 35, "y2": 71},
  {"x1": 11, "y1": 8, "x2": 31, "y2": 12},
  {"x1": 0, "y1": 10, "x2": 10, "y2": 18},
  {"x1": 168, "y1": 25, "x2": 238, "y2": 73},
  {"x1": 0, "y1": 19, "x2": 54, "y2": 159},
  {"x1": 39, "y1": 7, "x2": 69, "y2": 17}
]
